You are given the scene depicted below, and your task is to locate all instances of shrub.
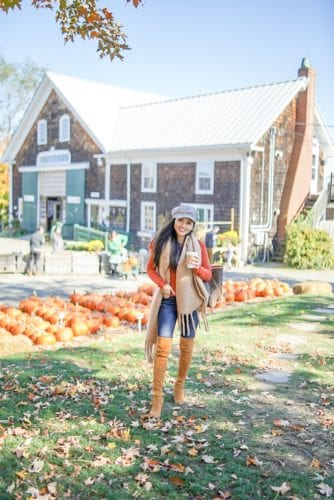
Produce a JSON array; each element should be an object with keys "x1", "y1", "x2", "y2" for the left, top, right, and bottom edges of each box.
[
  {"x1": 216, "y1": 230, "x2": 240, "y2": 247},
  {"x1": 284, "y1": 222, "x2": 334, "y2": 269},
  {"x1": 87, "y1": 240, "x2": 104, "y2": 252},
  {"x1": 66, "y1": 240, "x2": 104, "y2": 252}
]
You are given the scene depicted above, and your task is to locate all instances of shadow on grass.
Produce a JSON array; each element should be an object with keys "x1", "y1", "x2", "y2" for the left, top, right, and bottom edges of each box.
[
  {"x1": 209, "y1": 295, "x2": 334, "y2": 328},
  {"x1": 0, "y1": 317, "x2": 333, "y2": 498}
]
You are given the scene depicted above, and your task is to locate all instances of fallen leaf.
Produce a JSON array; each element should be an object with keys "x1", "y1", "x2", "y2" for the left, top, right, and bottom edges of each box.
[
  {"x1": 170, "y1": 462, "x2": 185, "y2": 473},
  {"x1": 311, "y1": 458, "x2": 322, "y2": 469},
  {"x1": 6, "y1": 483, "x2": 15, "y2": 494},
  {"x1": 271, "y1": 428, "x2": 284, "y2": 436},
  {"x1": 15, "y1": 470, "x2": 28, "y2": 480},
  {"x1": 213, "y1": 490, "x2": 231, "y2": 499},
  {"x1": 289, "y1": 424, "x2": 306, "y2": 432},
  {"x1": 270, "y1": 482, "x2": 291, "y2": 495},
  {"x1": 202, "y1": 455, "x2": 218, "y2": 464},
  {"x1": 84, "y1": 477, "x2": 96, "y2": 485},
  {"x1": 273, "y1": 419, "x2": 290, "y2": 427},
  {"x1": 47, "y1": 482, "x2": 57, "y2": 496},
  {"x1": 169, "y1": 476, "x2": 185, "y2": 487},
  {"x1": 246, "y1": 455, "x2": 263, "y2": 467},
  {"x1": 316, "y1": 482, "x2": 333, "y2": 497}
]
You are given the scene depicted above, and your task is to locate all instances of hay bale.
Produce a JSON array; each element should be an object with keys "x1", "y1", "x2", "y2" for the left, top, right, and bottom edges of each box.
[
  {"x1": 292, "y1": 281, "x2": 333, "y2": 295},
  {"x1": 0, "y1": 333, "x2": 33, "y2": 357}
]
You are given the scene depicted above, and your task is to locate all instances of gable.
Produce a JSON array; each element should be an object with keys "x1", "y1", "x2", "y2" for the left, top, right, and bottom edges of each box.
[{"x1": 2, "y1": 72, "x2": 165, "y2": 162}]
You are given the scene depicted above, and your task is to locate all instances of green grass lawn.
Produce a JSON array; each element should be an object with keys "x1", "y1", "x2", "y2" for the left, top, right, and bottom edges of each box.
[{"x1": 0, "y1": 295, "x2": 333, "y2": 499}]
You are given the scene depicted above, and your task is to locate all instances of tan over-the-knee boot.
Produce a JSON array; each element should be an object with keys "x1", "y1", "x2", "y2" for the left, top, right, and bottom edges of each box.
[
  {"x1": 148, "y1": 337, "x2": 173, "y2": 418},
  {"x1": 174, "y1": 337, "x2": 195, "y2": 404}
]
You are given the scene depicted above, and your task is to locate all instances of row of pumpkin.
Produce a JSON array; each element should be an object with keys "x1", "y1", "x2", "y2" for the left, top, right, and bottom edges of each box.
[{"x1": 0, "y1": 278, "x2": 291, "y2": 346}]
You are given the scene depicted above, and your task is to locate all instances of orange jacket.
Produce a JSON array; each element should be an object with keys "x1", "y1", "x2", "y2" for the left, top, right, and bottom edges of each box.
[{"x1": 147, "y1": 239, "x2": 212, "y2": 293}]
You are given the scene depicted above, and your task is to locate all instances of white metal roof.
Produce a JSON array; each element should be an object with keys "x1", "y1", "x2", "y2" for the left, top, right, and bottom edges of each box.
[
  {"x1": 110, "y1": 78, "x2": 308, "y2": 153},
  {"x1": 2, "y1": 72, "x2": 165, "y2": 160},
  {"x1": 46, "y1": 72, "x2": 165, "y2": 151}
]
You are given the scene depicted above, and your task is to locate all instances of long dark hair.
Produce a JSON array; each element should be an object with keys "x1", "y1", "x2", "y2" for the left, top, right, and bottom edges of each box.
[{"x1": 153, "y1": 219, "x2": 193, "y2": 269}]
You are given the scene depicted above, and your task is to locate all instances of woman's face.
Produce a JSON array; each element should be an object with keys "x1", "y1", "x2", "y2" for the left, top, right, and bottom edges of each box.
[{"x1": 174, "y1": 218, "x2": 194, "y2": 239}]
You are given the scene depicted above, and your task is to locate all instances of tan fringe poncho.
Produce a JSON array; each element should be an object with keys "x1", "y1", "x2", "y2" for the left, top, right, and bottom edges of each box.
[{"x1": 145, "y1": 233, "x2": 209, "y2": 363}]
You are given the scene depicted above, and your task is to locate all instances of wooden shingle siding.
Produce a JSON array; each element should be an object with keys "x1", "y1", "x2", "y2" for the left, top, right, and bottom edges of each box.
[
  {"x1": 12, "y1": 90, "x2": 104, "y2": 215},
  {"x1": 110, "y1": 164, "x2": 127, "y2": 199},
  {"x1": 250, "y1": 99, "x2": 298, "y2": 237},
  {"x1": 213, "y1": 161, "x2": 240, "y2": 229}
]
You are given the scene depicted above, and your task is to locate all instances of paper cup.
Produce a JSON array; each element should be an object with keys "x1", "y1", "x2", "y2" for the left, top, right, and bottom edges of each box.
[{"x1": 186, "y1": 251, "x2": 199, "y2": 269}]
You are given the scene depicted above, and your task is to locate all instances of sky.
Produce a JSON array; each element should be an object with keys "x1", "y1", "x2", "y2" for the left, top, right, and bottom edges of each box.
[{"x1": 1, "y1": 0, "x2": 334, "y2": 133}]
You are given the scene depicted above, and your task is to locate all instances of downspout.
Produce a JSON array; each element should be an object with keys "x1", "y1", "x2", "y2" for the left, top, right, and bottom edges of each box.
[
  {"x1": 105, "y1": 161, "x2": 110, "y2": 200},
  {"x1": 239, "y1": 154, "x2": 253, "y2": 263},
  {"x1": 251, "y1": 127, "x2": 276, "y2": 231},
  {"x1": 126, "y1": 158, "x2": 131, "y2": 233},
  {"x1": 259, "y1": 148, "x2": 265, "y2": 224},
  {"x1": 8, "y1": 162, "x2": 13, "y2": 223}
]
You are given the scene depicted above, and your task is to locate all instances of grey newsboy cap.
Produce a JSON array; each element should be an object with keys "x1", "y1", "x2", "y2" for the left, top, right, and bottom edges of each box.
[{"x1": 171, "y1": 204, "x2": 197, "y2": 223}]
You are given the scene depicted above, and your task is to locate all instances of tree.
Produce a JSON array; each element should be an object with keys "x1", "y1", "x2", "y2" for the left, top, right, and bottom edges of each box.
[
  {"x1": 0, "y1": 0, "x2": 143, "y2": 61},
  {"x1": 0, "y1": 54, "x2": 45, "y2": 148},
  {"x1": 0, "y1": 162, "x2": 9, "y2": 228}
]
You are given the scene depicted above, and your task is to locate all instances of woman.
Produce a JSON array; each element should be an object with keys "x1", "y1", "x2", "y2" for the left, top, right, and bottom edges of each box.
[{"x1": 145, "y1": 204, "x2": 212, "y2": 418}]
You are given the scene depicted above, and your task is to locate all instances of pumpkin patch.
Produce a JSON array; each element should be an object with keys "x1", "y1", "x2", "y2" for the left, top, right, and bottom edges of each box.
[{"x1": 0, "y1": 277, "x2": 291, "y2": 348}]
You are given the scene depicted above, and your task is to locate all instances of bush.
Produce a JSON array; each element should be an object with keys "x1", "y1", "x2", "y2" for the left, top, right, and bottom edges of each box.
[
  {"x1": 87, "y1": 240, "x2": 104, "y2": 252},
  {"x1": 284, "y1": 222, "x2": 334, "y2": 269},
  {"x1": 66, "y1": 240, "x2": 104, "y2": 252},
  {"x1": 216, "y1": 230, "x2": 240, "y2": 247}
]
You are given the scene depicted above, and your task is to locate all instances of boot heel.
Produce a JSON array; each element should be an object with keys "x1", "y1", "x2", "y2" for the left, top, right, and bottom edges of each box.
[
  {"x1": 148, "y1": 396, "x2": 164, "y2": 418},
  {"x1": 148, "y1": 337, "x2": 172, "y2": 418}
]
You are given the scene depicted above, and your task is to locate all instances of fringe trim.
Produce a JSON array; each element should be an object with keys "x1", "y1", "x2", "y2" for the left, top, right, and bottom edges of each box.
[
  {"x1": 177, "y1": 309, "x2": 208, "y2": 336},
  {"x1": 145, "y1": 337, "x2": 157, "y2": 364}
]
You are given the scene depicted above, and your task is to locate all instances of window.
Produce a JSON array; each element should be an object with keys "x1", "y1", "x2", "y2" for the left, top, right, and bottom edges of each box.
[
  {"x1": 195, "y1": 204, "x2": 214, "y2": 223},
  {"x1": 108, "y1": 207, "x2": 126, "y2": 230},
  {"x1": 59, "y1": 114, "x2": 70, "y2": 142},
  {"x1": 141, "y1": 162, "x2": 157, "y2": 192},
  {"x1": 196, "y1": 161, "x2": 214, "y2": 194},
  {"x1": 141, "y1": 202, "x2": 156, "y2": 233},
  {"x1": 37, "y1": 119, "x2": 47, "y2": 145}
]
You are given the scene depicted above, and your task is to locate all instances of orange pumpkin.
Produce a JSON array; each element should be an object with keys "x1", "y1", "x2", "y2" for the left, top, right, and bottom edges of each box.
[
  {"x1": 55, "y1": 327, "x2": 74, "y2": 342},
  {"x1": 70, "y1": 318, "x2": 89, "y2": 336},
  {"x1": 235, "y1": 289, "x2": 248, "y2": 302},
  {"x1": 35, "y1": 332, "x2": 57, "y2": 345},
  {"x1": 108, "y1": 316, "x2": 120, "y2": 328},
  {"x1": 125, "y1": 309, "x2": 139, "y2": 323}
]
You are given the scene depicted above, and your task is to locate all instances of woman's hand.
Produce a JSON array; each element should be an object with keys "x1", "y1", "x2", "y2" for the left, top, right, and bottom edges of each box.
[
  {"x1": 188, "y1": 254, "x2": 200, "y2": 269},
  {"x1": 161, "y1": 284, "x2": 175, "y2": 298}
]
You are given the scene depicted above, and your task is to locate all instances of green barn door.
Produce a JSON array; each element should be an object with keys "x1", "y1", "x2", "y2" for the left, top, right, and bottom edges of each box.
[
  {"x1": 65, "y1": 169, "x2": 85, "y2": 238},
  {"x1": 22, "y1": 172, "x2": 38, "y2": 233}
]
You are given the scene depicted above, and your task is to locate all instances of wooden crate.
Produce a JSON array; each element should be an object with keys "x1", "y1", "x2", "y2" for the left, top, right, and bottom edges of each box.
[
  {"x1": 44, "y1": 253, "x2": 72, "y2": 274},
  {"x1": 0, "y1": 254, "x2": 17, "y2": 273},
  {"x1": 71, "y1": 252, "x2": 100, "y2": 275}
]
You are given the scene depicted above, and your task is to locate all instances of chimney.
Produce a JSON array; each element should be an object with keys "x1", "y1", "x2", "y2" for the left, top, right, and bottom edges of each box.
[{"x1": 277, "y1": 58, "x2": 316, "y2": 238}]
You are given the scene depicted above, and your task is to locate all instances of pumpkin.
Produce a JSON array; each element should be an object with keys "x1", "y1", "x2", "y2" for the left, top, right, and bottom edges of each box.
[
  {"x1": 224, "y1": 291, "x2": 235, "y2": 303},
  {"x1": 55, "y1": 327, "x2": 74, "y2": 342},
  {"x1": 35, "y1": 332, "x2": 57, "y2": 345},
  {"x1": 107, "y1": 316, "x2": 120, "y2": 328},
  {"x1": 70, "y1": 317, "x2": 89, "y2": 336},
  {"x1": 86, "y1": 315, "x2": 102, "y2": 333},
  {"x1": 105, "y1": 304, "x2": 120, "y2": 315},
  {"x1": 125, "y1": 309, "x2": 139, "y2": 323},
  {"x1": 10, "y1": 322, "x2": 26, "y2": 336},
  {"x1": 235, "y1": 289, "x2": 248, "y2": 302}
]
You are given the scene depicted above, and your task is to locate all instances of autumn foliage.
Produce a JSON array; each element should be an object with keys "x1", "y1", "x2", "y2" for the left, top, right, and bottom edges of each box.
[{"x1": 0, "y1": 0, "x2": 143, "y2": 60}]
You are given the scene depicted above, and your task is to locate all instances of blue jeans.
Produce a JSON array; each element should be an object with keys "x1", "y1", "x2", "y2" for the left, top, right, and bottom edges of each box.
[{"x1": 158, "y1": 296, "x2": 198, "y2": 338}]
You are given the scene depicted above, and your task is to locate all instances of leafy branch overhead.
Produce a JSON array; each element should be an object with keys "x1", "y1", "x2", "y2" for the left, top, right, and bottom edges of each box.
[{"x1": 0, "y1": 0, "x2": 143, "y2": 60}]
